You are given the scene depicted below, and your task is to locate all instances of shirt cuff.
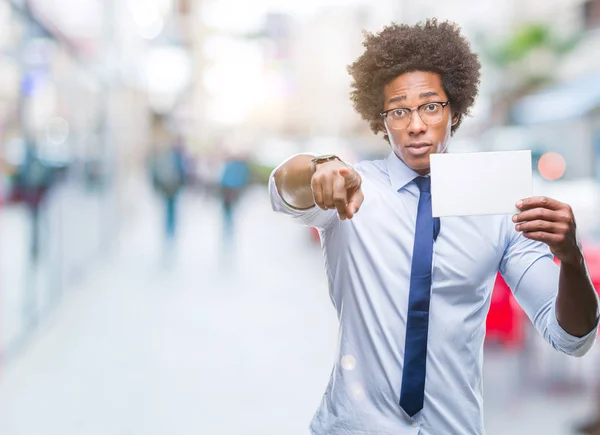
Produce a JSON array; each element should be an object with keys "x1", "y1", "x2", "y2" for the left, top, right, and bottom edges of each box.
[
  {"x1": 268, "y1": 153, "x2": 338, "y2": 229},
  {"x1": 548, "y1": 303, "x2": 599, "y2": 357}
]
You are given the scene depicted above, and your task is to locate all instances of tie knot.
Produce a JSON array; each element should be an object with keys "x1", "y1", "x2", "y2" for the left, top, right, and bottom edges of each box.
[{"x1": 413, "y1": 176, "x2": 431, "y2": 193}]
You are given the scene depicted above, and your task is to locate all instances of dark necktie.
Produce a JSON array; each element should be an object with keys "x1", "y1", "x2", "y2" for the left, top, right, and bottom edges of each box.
[{"x1": 399, "y1": 176, "x2": 440, "y2": 417}]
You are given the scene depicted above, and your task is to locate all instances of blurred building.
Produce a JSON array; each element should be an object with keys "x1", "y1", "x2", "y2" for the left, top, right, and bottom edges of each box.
[
  {"x1": 0, "y1": 0, "x2": 196, "y2": 360},
  {"x1": 510, "y1": 0, "x2": 600, "y2": 182}
]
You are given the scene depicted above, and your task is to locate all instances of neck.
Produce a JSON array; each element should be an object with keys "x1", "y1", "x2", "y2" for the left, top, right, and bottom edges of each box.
[{"x1": 391, "y1": 150, "x2": 431, "y2": 176}]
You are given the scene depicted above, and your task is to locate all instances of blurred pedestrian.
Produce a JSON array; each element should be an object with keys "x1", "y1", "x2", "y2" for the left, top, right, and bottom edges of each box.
[
  {"x1": 219, "y1": 155, "x2": 250, "y2": 241},
  {"x1": 270, "y1": 19, "x2": 598, "y2": 435},
  {"x1": 12, "y1": 141, "x2": 54, "y2": 262},
  {"x1": 150, "y1": 136, "x2": 187, "y2": 244}
]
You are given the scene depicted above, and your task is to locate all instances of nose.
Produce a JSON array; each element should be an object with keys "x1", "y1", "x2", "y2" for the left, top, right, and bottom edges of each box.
[{"x1": 407, "y1": 110, "x2": 427, "y2": 136}]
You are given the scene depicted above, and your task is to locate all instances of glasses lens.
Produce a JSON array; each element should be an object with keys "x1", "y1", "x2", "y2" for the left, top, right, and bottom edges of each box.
[
  {"x1": 386, "y1": 109, "x2": 410, "y2": 130},
  {"x1": 419, "y1": 103, "x2": 444, "y2": 124}
]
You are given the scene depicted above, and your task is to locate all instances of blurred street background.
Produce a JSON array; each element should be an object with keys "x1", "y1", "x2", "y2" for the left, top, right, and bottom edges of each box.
[{"x1": 0, "y1": 0, "x2": 599, "y2": 434}]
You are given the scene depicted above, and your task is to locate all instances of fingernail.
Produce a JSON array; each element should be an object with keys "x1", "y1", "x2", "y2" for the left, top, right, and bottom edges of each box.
[
  {"x1": 515, "y1": 224, "x2": 521, "y2": 231},
  {"x1": 516, "y1": 200, "x2": 523, "y2": 208},
  {"x1": 512, "y1": 214, "x2": 518, "y2": 222}
]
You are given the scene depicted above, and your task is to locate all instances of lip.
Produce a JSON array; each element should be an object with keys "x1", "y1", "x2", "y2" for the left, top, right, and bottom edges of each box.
[
  {"x1": 406, "y1": 142, "x2": 432, "y2": 148},
  {"x1": 405, "y1": 142, "x2": 433, "y2": 157}
]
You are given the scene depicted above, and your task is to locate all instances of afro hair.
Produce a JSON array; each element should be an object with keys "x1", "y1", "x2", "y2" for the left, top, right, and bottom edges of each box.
[{"x1": 347, "y1": 18, "x2": 481, "y2": 140}]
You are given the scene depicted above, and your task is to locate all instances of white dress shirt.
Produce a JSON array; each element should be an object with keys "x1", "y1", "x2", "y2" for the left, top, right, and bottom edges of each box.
[{"x1": 269, "y1": 152, "x2": 598, "y2": 435}]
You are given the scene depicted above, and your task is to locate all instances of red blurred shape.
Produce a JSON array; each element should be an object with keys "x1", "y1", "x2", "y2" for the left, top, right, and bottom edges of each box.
[{"x1": 488, "y1": 243, "x2": 600, "y2": 349}]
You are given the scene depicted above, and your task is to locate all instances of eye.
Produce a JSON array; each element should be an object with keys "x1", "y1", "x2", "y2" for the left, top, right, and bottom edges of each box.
[
  {"x1": 423, "y1": 103, "x2": 440, "y2": 113},
  {"x1": 390, "y1": 109, "x2": 409, "y2": 118}
]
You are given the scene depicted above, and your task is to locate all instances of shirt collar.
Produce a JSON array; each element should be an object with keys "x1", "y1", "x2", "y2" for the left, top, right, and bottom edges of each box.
[{"x1": 385, "y1": 152, "x2": 424, "y2": 191}]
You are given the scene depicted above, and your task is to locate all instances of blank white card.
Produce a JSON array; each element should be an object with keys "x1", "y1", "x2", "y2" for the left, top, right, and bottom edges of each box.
[{"x1": 429, "y1": 150, "x2": 533, "y2": 217}]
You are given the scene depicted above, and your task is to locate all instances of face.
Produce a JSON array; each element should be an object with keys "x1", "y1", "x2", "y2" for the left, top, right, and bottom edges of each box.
[{"x1": 382, "y1": 71, "x2": 458, "y2": 175}]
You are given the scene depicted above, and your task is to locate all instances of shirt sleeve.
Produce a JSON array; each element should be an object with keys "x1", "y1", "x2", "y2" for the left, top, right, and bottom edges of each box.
[
  {"x1": 499, "y1": 217, "x2": 599, "y2": 357},
  {"x1": 268, "y1": 153, "x2": 338, "y2": 230}
]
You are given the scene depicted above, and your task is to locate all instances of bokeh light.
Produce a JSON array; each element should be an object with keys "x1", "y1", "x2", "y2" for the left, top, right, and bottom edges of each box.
[
  {"x1": 538, "y1": 152, "x2": 567, "y2": 181},
  {"x1": 341, "y1": 355, "x2": 356, "y2": 370},
  {"x1": 349, "y1": 382, "x2": 365, "y2": 400}
]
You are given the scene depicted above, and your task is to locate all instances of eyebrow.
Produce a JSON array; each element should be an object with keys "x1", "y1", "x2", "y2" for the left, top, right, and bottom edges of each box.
[{"x1": 387, "y1": 91, "x2": 440, "y2": 105}]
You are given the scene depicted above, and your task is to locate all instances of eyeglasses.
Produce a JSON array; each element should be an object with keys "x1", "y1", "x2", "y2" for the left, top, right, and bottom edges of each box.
[{"x1": 380, "y1": 101, "x2": 450, "y2": 130}]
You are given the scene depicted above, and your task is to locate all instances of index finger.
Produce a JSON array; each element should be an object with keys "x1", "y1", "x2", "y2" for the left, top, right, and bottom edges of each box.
[
  {"x1": 346, "y1": 188, "x2": 364, "y2": 219},
  {"x1": 517, "y1": 196, "x2": 564, "y2": 211},
  {"x1": 333, "y1": 175, "x2": 348, "y2": 219}
]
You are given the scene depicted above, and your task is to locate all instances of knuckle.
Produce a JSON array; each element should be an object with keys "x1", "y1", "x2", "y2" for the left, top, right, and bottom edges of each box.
[
  {"x1": 537, "y1": 220, "x2": 545, "y2": 230},
  {"x1": 541, "y1": 196, "x2": 548, "y2": 205},
  {"x1": 564, "y1": 214, "x2": 575, "y2": 229}
]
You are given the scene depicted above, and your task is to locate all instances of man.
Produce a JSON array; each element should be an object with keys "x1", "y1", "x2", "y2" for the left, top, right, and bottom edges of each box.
[{"x1": 269, "y1": 19, "x2": 599, "y2": 434}]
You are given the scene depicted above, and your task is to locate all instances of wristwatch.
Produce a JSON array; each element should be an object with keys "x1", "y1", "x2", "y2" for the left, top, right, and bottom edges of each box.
[{"x1": 311, "y1": 154, "x2": 343, "y2": 174}]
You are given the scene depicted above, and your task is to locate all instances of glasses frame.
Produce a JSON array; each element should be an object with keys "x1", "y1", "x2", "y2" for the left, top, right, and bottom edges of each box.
[{"x1": 380, "y1": 101, "x2": 450, "y2": 130}]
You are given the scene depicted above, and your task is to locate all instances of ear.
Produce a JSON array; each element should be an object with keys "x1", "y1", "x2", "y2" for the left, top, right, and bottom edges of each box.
[{"x1": 451, "y1": 113, "x2": 460, "y2": 126}]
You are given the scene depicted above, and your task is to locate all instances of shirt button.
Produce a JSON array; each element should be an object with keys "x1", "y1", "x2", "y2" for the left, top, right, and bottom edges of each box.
[{"x1": 412, "y1": 422, "x2": 418, "y2": 428}]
